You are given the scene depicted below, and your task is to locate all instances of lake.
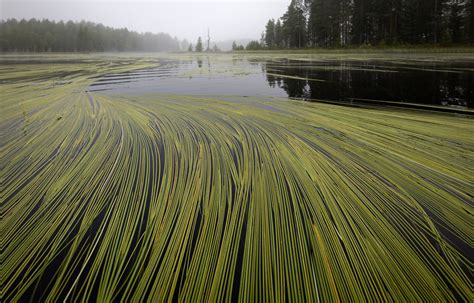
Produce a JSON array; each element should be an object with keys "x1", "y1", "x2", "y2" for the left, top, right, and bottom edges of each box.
[{"x1": 89, "y1": 54, "x2": 474, "y2": 109}]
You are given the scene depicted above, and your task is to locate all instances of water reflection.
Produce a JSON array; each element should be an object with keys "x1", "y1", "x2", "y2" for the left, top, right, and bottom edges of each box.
[
  {"x1": 262, "y1": 60, "x2": 473, "y2": 108},
  {"x1": 91, "y1": 56, "x2": 473, "y2": 109}
]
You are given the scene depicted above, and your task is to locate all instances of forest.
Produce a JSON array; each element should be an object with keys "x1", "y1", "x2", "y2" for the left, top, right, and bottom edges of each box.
[
  {"x1": 0, "y1": 19, "x2": 181, "y2": 52},
  {"x1": 263, "y1": 0, "x2": 474, "y2": 48},
  {"x1": 2, "y1": 1, "x2": 473, "y2": 53}
]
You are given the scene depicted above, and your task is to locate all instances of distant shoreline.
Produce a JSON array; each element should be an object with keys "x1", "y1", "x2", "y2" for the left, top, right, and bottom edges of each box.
[
  {"x1": 2, "y1": 46, "x2": 474, "y2": 55},
  {"x1": 225, "y1": 46, "x2": 474, "y2": 54}
]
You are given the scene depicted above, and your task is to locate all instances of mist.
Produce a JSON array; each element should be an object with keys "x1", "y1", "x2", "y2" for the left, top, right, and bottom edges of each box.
[{"x1": 1, "y1": 0, "x2": 288, "y2": 43}]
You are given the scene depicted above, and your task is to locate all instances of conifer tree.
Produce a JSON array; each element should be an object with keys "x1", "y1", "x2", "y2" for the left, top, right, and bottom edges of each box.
[
  {"x1": 265, "y1": 19, "x2": 276, "y2": 48},
  {"x1": 195, "y1": 37, "x2": 203, "y2": 52}
]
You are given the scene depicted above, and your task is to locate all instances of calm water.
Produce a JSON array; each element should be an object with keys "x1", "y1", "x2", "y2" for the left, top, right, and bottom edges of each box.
[{"x1": 90, "y1": 57, "x2": 474, "y2": 108}]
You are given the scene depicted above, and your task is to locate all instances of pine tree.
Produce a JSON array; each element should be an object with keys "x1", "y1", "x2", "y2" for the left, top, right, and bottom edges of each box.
[
  {"x1": 265, "y1": 19, "x2": 276, "y2": 48},
  {"x1": 448, "y1": 0, "x2": 463, "y2": 42},
  {"x1": 195, "y1": 37, "x2": 203, "y2": 52},
  {"x1": 308, "y1": 0, "x2": 325, "y2": 46},
  {"x1": 399, "y1": 0, "x2": 448, "y2": 44},
  {"x1": 400, "y1": 0, "x2": 419, "y2": 43},
  {"x1": 245, "y1": 40, "x2": 263, "y2": 50},
  {"x1": 274, "y1": 20, "x2": 283, "y2": 48},
  {"x1": 188, "y1": 44, "x2": 193, "y2": 52},
  {"x1": 282, "y1": 0, "x2": 307, "y2": 48},
  {"x1": 327, "y1": 0, "x2": 341, "y2": 46},
  {"x1": 469, "y1": 0, "x2": 474, "y2": 41},
  {"x1": 432, "y1": 0, "x2": 444, "y2": 43},
  {"x1": 352, "y1": 0, "x2": 368, "y2": 44},
  {"x1": 339, "y1": 0, "x2": 352, "y2": 45},
  {"x1": 308, "y1": 0, "x2": 344, "y2": 47}
]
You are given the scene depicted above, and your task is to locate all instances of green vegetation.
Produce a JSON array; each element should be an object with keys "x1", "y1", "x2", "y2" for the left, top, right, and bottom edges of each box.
[
  {"x1": 232, "y1": 41, "x2": 245, "y2": 51},
  {"x1": 245, "y1": 40, "x2": 264, "y2": 50},
  {"x1": 1, "y1": 54, "x2": 473, "y2": 301},
  {"x1": 262, "y1": 0, "x2": 473, "y2": 49},
  {"x1": 0, "y1": 19, "x2": 181, "y2": 52}
]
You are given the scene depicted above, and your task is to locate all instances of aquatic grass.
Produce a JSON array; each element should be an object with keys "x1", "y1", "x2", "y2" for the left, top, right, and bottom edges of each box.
[
  {"x1": 1, "y1": 54, "x2": 473, "y2": 302},
  {"x1": 265, "y1": 72, "x2": 327, "y2": 82}
]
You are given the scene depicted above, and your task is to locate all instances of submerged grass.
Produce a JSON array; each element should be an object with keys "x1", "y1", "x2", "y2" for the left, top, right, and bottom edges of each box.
[{"x1": 1, "y1": 54, "x2": 473, "y2": 301}]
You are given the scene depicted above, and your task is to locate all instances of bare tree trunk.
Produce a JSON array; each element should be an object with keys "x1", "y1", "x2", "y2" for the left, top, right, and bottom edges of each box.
[{"x1": 207, "y1": 28, "x2": 210, "y2": 52}]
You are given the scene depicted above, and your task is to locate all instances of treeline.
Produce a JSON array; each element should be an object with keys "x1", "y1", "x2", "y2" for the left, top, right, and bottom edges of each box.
[
  {"x1": 0, "y1": 19, "x2": 181, "y2": 52},
  {"x1": 232, "y1": 40, "x2": 264, "y2": 51},
  {"x1": 263, "y1": 0, "x2": 474, "y2": 48}
]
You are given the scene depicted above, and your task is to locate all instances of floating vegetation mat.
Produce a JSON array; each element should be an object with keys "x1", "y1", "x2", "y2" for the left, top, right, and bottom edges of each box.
[{"x1": 1, "y1": 55, "x2": 473, "y2": 302}]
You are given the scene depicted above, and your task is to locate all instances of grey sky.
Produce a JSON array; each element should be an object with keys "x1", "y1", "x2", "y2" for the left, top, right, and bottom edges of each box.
[{"x1": 1, "y1": 0, "x2": 288, "y2": 42}]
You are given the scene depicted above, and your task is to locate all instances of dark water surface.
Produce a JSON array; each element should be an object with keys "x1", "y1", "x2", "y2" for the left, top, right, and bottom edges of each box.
[{"x1": 90, "y1": 57, "x2": 474, "y2": 108}]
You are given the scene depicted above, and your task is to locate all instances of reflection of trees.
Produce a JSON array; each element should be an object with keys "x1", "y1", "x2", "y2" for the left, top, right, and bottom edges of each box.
[
  {"x1": 264, "y1": 62, "x2": 309, "y2": 98},
  {"x1": 281, "y1": 78, "x2": 308, "y2": 98},
  {"x1": 266, "y1": 73, "x2": 276, "y2": 88},
  {"x1": 344, "y1": 67, "x2": 471, "y2": 106},
  {"x1": 464, "y1": 72, "x2": 474, "y2": 107},
  {"x1": 307, "y1": 69, "x2": 350, "y2": 101},
  {"x1": 232, "y1": 57, "x2": 244, "y2": 66},
  {"x1": 437, "y1": 73, "x2": 471, "y2": 107},
  {"x1": 207, "y1": 56, "x2": 211, "y2": 78},
  {"x1": 263, "y1": 60, "x2": 473, "y2": 107},
  {"x1": 397, "y1": 68, "x2": 471, "y2": 107}
]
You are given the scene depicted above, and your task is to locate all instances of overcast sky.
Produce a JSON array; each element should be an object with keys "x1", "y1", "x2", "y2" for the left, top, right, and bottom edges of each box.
[{"x1": 1, "y1": 0, "x2": 289, "y2": 41}]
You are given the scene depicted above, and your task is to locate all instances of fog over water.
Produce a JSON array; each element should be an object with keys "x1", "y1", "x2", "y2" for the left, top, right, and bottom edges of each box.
[{"x1": 1, "y1": 0, "x2": 288, "y2": 42}]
